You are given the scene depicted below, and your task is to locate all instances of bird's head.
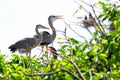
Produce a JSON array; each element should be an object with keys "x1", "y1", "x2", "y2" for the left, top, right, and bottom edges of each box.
[
  {"x1": 48, "y1": 15, "x2": 63, "y2": 22},
  {"x1": 47, "y1": 47, "x2": 57, "y2": 53},
  {"x1": 85, "y1": 15, "x2": 87, "y2": 20}
]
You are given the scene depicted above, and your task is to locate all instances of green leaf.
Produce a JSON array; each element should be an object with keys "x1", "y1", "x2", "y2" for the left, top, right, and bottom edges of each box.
[
  {"x1": 57, "y1": 37, "x2": 65, "y2": 40},
  {"x1": 73, "y1": 9, "x2": 79, "y2": 16},
  {"x1": 65, "y1": 74, "x2": 73, "y2": 80},
  {"x1": 68, "y1": 38, "x2": 79, "y2": 45},
  {"x1": 81, "y1": 43, "x2": 87, "y2": 52},
  {"x1": 61, "y1": 44, "x2": 69, "y2": 49},
  {"x1": 102, "y1": 16, "x2": 108, "y2": 22},
  {"x1": 101, "y1": 39, "x2": 108, "y2": 44},
  {"x1": 98, "y1": 13, "x2": 105, "y2": 19},
  {"x1": 99, "y1": 54, "x2": 107, "y2": 58}
]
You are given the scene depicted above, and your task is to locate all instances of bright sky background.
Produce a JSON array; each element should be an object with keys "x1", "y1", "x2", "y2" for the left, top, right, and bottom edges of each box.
[{"x1": 1, "y1": 0, "x2": 112, "y2": 56}]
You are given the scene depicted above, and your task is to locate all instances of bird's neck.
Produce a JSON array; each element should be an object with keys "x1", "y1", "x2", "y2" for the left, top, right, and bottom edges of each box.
[
  {"x1": 35, "y1": 27, "x2": 40, "y2": 35},
  {"x1": 48, "y1": 20, "x2": 56, "y2": 42},
  {"x1": 35, "y1": 27, "x2": 43, "y2": 45}
]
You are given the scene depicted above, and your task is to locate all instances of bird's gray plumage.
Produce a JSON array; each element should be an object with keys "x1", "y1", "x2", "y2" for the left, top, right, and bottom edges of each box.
[
  {"x1": 8, "y1": 37, "x2": 39, "y2": 53},
  {"x1": 8, "y1": 25, "x2": 48, "y2": 55},
  {"x1": 40, "y1": 31, "x2": 52, "y2": 45}
]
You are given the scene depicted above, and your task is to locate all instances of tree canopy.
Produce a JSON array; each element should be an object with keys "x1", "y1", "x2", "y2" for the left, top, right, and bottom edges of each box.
[{"x1": 0, "y1": 0, "x2": 120, "y2": 80}]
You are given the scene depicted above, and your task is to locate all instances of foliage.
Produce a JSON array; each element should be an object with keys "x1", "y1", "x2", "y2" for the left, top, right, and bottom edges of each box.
[{"x1": 1, "y1": 0, "x2": 120, "y2": 80}]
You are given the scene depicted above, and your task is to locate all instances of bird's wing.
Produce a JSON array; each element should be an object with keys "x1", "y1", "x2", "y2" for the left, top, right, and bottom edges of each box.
[
  {"x1": 41, "y1": 31, "x2": 52, "y2": 44},
  {"x1": 15, "y1": 38, "x2": 36, "y2": 49}
]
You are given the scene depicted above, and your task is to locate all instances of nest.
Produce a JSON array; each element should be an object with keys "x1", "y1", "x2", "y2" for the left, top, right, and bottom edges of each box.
[
  {"x1": 109, "y1": 23, "x2": 115, "y2": 31},
  {"x1": 82, "y1": 13, "x2": 96, "y2": 28}
]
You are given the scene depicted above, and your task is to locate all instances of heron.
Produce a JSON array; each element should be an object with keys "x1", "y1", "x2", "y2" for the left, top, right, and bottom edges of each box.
[
  {"x1": 83, "y1": 13, "x2": 95, "y2": 28},
  {"x1": 47, "y1": 47, "x2": 58, "y2": 59},
  {"x1": 8, "y1": 25, "x2": 49, "y2": 57},
  {"x1": 82, "y1": 13, "x2": 96, "y2": 35},
  {"x1": 108, "y1": 23, "x2": 115, "y2": 31},
  {"x1": 35, "y1": 15, "x2": 63, "y2": 51}
]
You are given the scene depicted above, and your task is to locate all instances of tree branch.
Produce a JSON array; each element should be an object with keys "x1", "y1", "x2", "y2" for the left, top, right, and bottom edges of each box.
[
  {"x1": 69, "y1": 59, "x2": 86, "y2": 80},
  {"x1": 61, "y1": 67, "x2": 81, "y2": 80},
  {"x1": 23, "y1": 71, "x2": 59, "y2": 76},
  {"x1": 88, "y1": 70, "x2": 92, "y2": 80},
  {"x1": 62, "y1": 19, "x2": 87, "y2": 41},
  {"x1": 74, "y1": 1, "x2": 89, "y2": 13},
  {"x1": 90, "y1": 5, "x2": 105, "y2": 33}
]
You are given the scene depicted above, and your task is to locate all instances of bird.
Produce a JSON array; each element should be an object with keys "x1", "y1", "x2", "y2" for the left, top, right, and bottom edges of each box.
[
  {"x1": 35, "y1": 15, "x2": 63, "y2": 51},
  {"x1": 47, "y1": 47, "x2": 58, "y2": 59},
  {"x1": 83, "y1": 13, "x2": 96, "y2": 28},
  {"x1": 82, "y1": 13, "x2": 96, "y2": 36},
  {"x1": 8, "y1": 24, "x2": 49, "y2": 57},
  {"x1": 108, "y1": 23, "x2": 115, "y2": 31}
]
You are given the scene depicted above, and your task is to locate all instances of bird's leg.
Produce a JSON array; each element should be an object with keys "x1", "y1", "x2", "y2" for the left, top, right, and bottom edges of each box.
[
  {"x1": 27, "y1": 48, "x2": 32, "y2": 65},
  {"x1": 26, "y1": 52, "x2": 28, "y2": 56},
  {"x1": 46, "y1": 45, "x2": 48, "y2": 51},
  {"x1": 19, "y1": 52, "x2": 25, "y2": 68},
  {"x1": 40, "y1": 45, "x2": 45, "y2": 64},
  {"x1": 29, "y1": 51, "x2": 31, "y2": 58},
  {"x1": 41, "y1": 45, "x2": 44, "y2": 59},
  {"x1": 27, "y1": 48, "x2": 33, "y2": 75},
  {"x1": 45, "y1": 45, "x2": 49, "y2": 59},
  {"x1": 27, "y1": 48, "x2": 31, "y2": 58},
  {"x1": 41, "y1": 45, "x2": 44, "y2": 52},
  {"x1": 86, "y1": 27, "x2": 93, "y2": 36}
]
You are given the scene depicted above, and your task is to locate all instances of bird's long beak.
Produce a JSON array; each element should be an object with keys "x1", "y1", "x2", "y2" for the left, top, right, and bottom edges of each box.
[{"x1": 55, "y1": 16, "x2": 63, "y2": 19}]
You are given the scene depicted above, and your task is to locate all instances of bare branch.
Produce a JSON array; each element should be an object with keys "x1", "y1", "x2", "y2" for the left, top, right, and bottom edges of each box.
[
  {"x1": 62, "y1": 19, "x2": 87, "y2": 41},
  {"x1": 90, "y1": 5, "x2": 105, "y2": 33},
  {"x1": 88, "y1": 70, "x2": 92, "y2": 80},
  {"x1": 56, "y1": 41, "x2": 70, "y2": 44},
  {"x1": 74, "y1": 1, "x2": 89, "y2": 13},
  {"x1": 23, "y1": 70, "x2": 59, "y2": 76},
  {"x1": 70, "y1": 59, "x2": 86, "y2": 80},
  {"x1": 61, "y1": 67, "x2": 81, "y2": 80}
]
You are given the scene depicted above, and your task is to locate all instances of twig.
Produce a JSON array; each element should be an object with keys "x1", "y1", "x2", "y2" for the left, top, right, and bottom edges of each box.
[
  {"x1": 88, "y1": 70, "x2": 92, "y2": 80},
  {"x1": 24, "y1": 71, "x2": 59, "y2": 76},
  {"x1": 70, "y1": 59, "x2": 86, "y2": 80},
  {"x1": 90, "y1": 5, "x2": 105, "y2": 32},
  {"x1": 61, "y1": 68, "x2": 81, "y2": 80},
  {"x1": 74, "y1": 1, "x2": 89, "y2": 13},
  {"x1": 62, "y1": 19, "x2": 87, "y2": 41},
  {"x1": 86, "y1": 27, "x2": 93, "y2": 36},
  {"x1": 56, "y1": 41, "x2": 70, "y2": 44}
]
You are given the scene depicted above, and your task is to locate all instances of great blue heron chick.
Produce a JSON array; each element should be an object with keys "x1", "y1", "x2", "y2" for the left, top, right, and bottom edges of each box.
[
  {"x1": 47, "y1": 47, "x2": 58, "y2": 59},
  {"x1": 83, "y1": 13, "x2": 96, "y2": 28},
  {"x1": 108, "y1": 23, "x2": 115, "y2": 31},
  {"x1": 8, "y1": 25, "x2": 49, "y2": 57}
]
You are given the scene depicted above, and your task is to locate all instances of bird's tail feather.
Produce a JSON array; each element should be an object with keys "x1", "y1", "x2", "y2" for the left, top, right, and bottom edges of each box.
[{"x1": 8, "y1": 44, "x2": 16, "y2": 53}]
